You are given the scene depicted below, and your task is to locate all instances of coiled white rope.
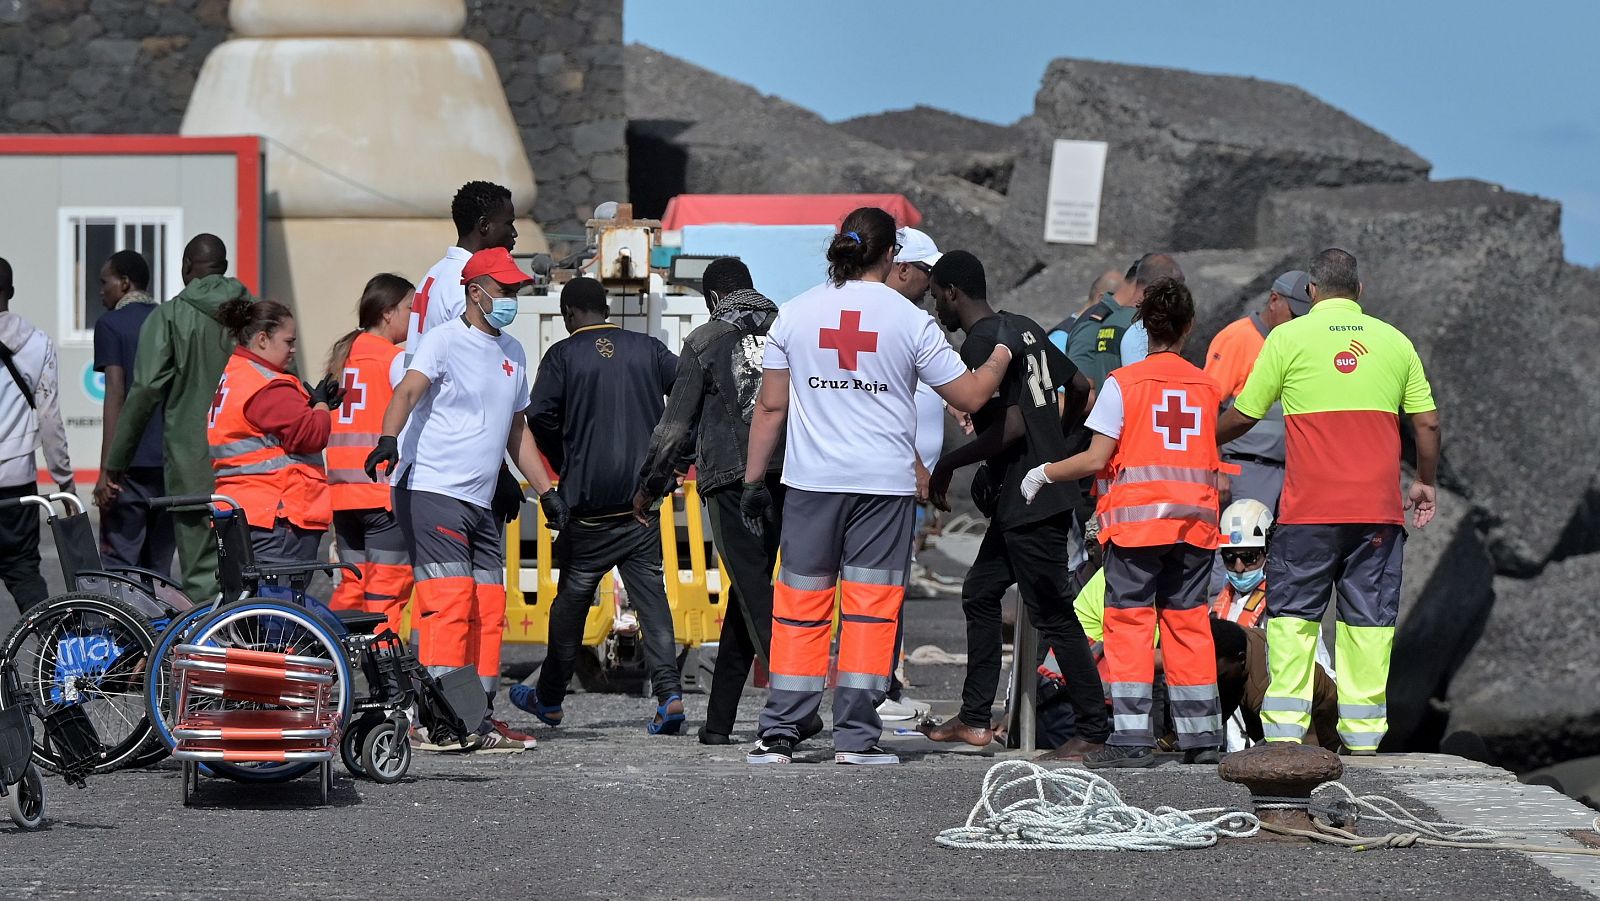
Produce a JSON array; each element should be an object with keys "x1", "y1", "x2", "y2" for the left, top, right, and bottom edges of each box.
[{"x1": 935, "y1": 761, "x2": 1261, "y2": 851}]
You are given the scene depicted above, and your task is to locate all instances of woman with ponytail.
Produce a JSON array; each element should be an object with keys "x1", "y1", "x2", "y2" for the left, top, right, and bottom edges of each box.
[
  {"x1": 324, "y1": 274, "x2": 415, "y2": 631},
  {"x1": 208, "y1": 298, "x2": 341, "y2": 564},
  {"x1": 740, "y1": 206, "x2": 1016, "y2": 766},
  {"x1": 1021, "y1": 278, "x2": 1233, "y2": 768}
]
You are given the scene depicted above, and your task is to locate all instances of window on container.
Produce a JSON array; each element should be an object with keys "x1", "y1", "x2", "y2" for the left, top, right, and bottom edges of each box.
[{"x1": 58, "y1": 209, "x2": 182, "y2": 344}]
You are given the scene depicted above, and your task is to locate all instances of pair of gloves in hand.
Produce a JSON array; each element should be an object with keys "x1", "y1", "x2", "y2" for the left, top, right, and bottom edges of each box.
[
  {"x1": 361, "y1": 437, "x2": 570, "y2": 529},
  {"x1": 305, "y1": 375, "x2": 345, "y2": 411}
]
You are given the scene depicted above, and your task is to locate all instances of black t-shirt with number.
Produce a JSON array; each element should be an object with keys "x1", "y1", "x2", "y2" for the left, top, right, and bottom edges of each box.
[{"x1": 959, "y1": 311, "x2": 1078, "y2": 530}]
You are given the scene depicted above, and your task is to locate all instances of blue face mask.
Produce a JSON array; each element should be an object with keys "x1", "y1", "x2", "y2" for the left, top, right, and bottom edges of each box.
[
  {"x1": 475, "y1": 286, "x2": 519, "y2": 330},
  {"x1": 1226, "y1": 567, "x2": 1266, "y2": 593}
]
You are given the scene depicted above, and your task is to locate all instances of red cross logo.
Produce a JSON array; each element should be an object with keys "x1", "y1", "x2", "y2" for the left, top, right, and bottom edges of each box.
[
  {"x1": 819, "y1": 310, "x2": 878, "y2": 371},
  {"x1": 519, "y1": 614, "x2": 534, "y2": 631},
  {"x1": 412, "y1": 276, "x2": 434, "y2": 327},
  {"x1": 338, "y1": 367, "x2": 367, "y2": 424},
  {"x1": 1152, "y1": 389, "x2": 1201, "y2": 450},
  {"x1": 502, "y1": 359, "x2": 515, "y2": 377},
  {"x1": 208, "y1": 375, "x2": 229, "y2": 428}
]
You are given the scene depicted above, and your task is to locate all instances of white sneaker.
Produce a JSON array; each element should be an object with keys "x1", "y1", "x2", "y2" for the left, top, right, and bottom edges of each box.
[
  {"x1": 836, "y1": 745, "x2": 900, "y2": 765},
  {"x1": 876, "y1": 696, "x2": 929, "y2": 722}
]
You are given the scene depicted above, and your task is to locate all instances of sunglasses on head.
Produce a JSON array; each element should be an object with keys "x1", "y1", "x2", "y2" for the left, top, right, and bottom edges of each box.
[{"x1": 1221, "y1": 549, "x2": 1266, "y2": 566}]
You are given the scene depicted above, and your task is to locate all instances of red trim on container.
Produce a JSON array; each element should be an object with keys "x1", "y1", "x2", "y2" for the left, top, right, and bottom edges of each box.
[{"x1": 0, "y1": 134, "x2": 265, "y2": 293}]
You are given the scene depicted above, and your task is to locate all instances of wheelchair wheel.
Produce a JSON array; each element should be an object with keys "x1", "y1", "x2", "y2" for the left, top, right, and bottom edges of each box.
[
  {"x1": 142, "y1": 603, "x2": 221, "y2": 753},
  {"x1": 1, "y1": 593, "x2": 158, "y2": 773},
  {"x1": 360, "y1": 720, "x2": 410, "y2": 784},
  {"x1": 181, "y1": 599, "x2": 352, "y2": 784},
  {"x1": 340, "y1": 711, "x2": 385, "y2": 778},
  {"x1": 6, "y1": 762, "x2": 45, "y2": 830}
]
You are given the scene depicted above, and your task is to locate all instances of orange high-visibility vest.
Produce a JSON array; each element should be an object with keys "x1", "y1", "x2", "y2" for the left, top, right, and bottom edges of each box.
[
  {"x1": 1095, "y1": 353, "x2": 1231, "y2": 550},
  {"x1": 208, "y1": 353, "x2": 332, "y2": 530},
  {"x1": 1212, "y1": 583, "x2": 1267, "y2": 628},
  {"x1": 327, "y1": 332, "x2": 401, "y2": 512}
]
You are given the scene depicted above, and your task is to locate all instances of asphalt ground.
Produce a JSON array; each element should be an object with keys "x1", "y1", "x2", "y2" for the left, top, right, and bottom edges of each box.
[{"x1": 0, "y1": 518, "x2": 1590, "y2": 899}]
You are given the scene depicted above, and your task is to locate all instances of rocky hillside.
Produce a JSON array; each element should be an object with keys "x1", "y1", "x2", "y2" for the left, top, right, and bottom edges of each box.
[{"x1": 624, "y1": 43, "x2": 1599, "y2": 768}]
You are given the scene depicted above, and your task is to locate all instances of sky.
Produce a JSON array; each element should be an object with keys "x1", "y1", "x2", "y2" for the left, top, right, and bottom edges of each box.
[{"x1": 624, "y1": 0, "x2": 1599, "y2": 266}]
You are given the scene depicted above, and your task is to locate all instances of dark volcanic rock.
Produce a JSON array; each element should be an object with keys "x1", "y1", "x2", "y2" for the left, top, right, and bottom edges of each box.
[
  {"x1": 626, "y1": 44, "x2": 1042, "y2": 289},
  {"x1": 836, "y1": 104, "x2": 1020, "y2": 153},
  {"x1": 1384, "y1": 480, "x2": 1495, "y2": 752},
  {"x1": 1257, "y1": 179, "x2": 1577, "y2": 574},
  {"x1": 1447, "y1": 554, "x2": 1600, "y2": 771},
  {"x1": 1002, "y1": 58, "x2": 1430, "y2": 259}
]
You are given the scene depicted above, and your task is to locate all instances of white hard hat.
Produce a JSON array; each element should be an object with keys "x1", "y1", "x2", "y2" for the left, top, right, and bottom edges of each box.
[{"x1": 1220, "y1": 499, "x2": 1273, "y2": 549}]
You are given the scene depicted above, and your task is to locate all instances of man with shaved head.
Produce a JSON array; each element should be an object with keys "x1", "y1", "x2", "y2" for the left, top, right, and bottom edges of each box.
[
  {"x1": 102, "y1": 233, "x2": 255, "y2": 601},
  {"x1": 1116, "y1": 253, "x2": 1186, "y2": 367}
]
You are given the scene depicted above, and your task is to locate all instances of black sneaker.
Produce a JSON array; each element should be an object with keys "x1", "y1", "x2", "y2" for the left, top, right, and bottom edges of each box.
[
  {"x1": 1083, "y1": 745, "x2": 1157, "y2": 769},
  {"x1": 697, "y1": 727, "x2": 732, "y2": 746},
  {"x1": 1182, "y1": 746, "x2": 1220, "y2": 765},
  {"x1": 747, "y1": 736, "x2": 794, "y2": 765},
  {"x1": 797, "y1": 712, "x2": 825, "y2": 745},
  {"x1": 835, "y1": 745, "x2": 900, "y2": 766}
]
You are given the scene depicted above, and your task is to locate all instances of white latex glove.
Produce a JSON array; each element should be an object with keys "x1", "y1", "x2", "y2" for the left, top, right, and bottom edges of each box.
[{"x1": 1020, "y1": 464, "x2": 1052, "y2": 504}]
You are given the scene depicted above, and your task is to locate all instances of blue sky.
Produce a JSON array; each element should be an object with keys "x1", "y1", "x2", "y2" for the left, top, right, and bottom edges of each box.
[{"x1": 625, "y1": 1, "x2": 1599, "y2": 266}]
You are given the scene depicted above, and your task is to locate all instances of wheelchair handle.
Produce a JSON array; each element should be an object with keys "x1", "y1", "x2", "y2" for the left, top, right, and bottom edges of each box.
[
  {"x1": 150, "y1": 493, "x2": 244, "y2": 514},
  {"x1": 48, "y1": 492, "x2": 85, "y2": 516},
  {"x1": 0, "y1": 495, "x2": 53, "y2": 514},
  {"x1": 254, "y1": 562, "x2": 361, "y2": 581}
]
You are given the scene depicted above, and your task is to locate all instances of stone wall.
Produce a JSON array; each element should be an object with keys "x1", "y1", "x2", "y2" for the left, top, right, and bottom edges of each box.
[{"x1": 0, "y1": 0, "x2": 625, "y2": 246}]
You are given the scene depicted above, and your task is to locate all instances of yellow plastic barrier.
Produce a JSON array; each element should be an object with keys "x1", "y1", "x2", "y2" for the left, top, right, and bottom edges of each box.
[
  {"x1": 657, "y1": 480, "x2": 728, "y2": 648},
  {"x1": 502, "y1": 499, "x2": 614, "y2": 646},
  {"x1": 497, "y1": 480, "x2": 726, "y2": 648}
]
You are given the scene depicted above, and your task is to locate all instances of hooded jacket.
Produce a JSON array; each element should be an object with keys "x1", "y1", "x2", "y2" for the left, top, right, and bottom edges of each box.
[
  {"x1": 108, "y1": 275, "x2": 254, "y2": 495},
  {"x1": 0, "y1": 310, "x2": 71, "y2": 485}
]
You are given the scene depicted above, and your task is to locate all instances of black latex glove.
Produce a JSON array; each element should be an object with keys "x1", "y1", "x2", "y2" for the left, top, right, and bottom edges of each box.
[
  {"x1": 740, "y1": 480, "x2": 773, "y2": 537},
  {"x1": 363, "y1": 435, "x2": 399, "y2": 482},
  {"x1": 539, "y1": 489, "x2": 571, "y2": 532},
  {"x1": 491, "y1": 464, "x2": 525, "y2": 524},
  {"x1": 306, "y1": 374, "x2": 346, "y2": 410}
]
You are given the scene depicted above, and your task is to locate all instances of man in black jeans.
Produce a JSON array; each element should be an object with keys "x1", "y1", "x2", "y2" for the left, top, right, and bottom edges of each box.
[
  {"x1": 516, "y1": 277, "x2": 685, "y2": 733},
  {"x1": 634, "y1": 258, "x2": 806, "y2": 745},
  {"x1": 922, "y1": 251, "x2": 1111, "y2": 758}
]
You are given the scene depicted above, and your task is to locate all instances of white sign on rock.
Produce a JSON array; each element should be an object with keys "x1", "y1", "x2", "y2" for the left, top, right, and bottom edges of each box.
[{"x1": 1044, "y1": 139, "x2": 1108, "y2": 245}]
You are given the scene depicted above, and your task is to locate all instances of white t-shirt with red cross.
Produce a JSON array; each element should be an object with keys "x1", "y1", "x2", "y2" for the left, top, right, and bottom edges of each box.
[
  {"x1": 396, "y1": 317, "x2": 530, "y2": 508},
  {"x1": 403, "y1": 246, "x2": 471, "y2": 366},
  {"x1": 764, "y1": 279, "x2": 968, "y2": 495}
]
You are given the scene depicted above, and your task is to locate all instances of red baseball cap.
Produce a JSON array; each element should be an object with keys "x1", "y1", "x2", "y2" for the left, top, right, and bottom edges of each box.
[{"x1": 460, "y1": 247, "x2": 535, "y2": 286}]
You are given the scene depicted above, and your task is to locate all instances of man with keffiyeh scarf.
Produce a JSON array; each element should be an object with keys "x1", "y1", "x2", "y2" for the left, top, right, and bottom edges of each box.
[{"x1": 635, "y1": 258, "x2": 806, "y2": 745}]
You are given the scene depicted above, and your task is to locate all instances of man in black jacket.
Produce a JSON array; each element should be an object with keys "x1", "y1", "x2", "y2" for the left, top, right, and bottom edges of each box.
[
  {"x1": 516, "y1": 277, "x2": 686, "y2": 733},
  {"x1": 635, "y1": 258, "x2": 795, "y2": 745},
  {"x1": 921, "y1": 251, "x2": 1111, "y2": 758}
]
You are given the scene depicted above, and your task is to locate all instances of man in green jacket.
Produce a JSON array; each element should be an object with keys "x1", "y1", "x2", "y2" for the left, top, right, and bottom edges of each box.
[{"x1": 98, "y1": 234, "x2": 254, "y2": 602}]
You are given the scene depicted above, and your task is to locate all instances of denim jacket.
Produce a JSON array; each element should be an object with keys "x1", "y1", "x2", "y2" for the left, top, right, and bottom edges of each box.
[{"x1": 638, "y1": 301, "x2": 783, "y2": 499}]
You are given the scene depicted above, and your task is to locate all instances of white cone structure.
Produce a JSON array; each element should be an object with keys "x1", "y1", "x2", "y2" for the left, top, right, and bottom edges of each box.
[{"x1": 181, "y1": 0, "x2": 545, "y2": 366}]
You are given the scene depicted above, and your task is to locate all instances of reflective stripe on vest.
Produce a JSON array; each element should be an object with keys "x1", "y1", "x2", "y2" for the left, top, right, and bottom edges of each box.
[
  {"x1": 1112, "y1": 464, "x2": 1221, "y2": 489},
  {"x1": 1100, "y1": 502, "x2": 1220, "y2": 528},
  {"x1": 208, "y1": 352, "x2": 331, "y2": 529},
  {"x1": 210, "y1": 435, "x2": 282, "y2": 459},
  {"x1": 327, "y1": 432, "x2": 383, "y2": 448}
]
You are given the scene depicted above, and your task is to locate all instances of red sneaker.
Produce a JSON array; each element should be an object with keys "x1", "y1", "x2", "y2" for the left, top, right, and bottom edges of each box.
[{"x1": 488, "y1": 718, "x2": 538, "y2": 749}]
